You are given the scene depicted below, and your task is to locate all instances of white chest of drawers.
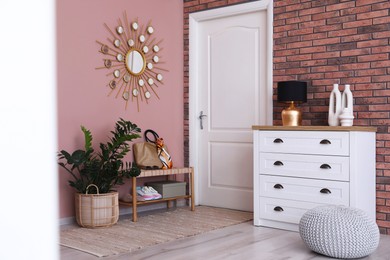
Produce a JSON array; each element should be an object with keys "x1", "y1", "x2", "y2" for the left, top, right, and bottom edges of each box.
[{"x1": 253, "y1": 126, "x2": 376, "y2": 232}]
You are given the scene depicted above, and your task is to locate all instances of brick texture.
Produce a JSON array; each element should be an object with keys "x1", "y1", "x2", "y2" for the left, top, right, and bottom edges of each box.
[{"x1": 184, "y1": 0, "x2": 390, "y2": 234}]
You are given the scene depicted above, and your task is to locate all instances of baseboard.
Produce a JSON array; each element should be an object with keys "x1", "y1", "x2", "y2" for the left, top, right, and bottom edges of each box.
[
  {"x1": 60, "y1": 199, "x2": 188, "y2": 226},
  {"x1": 60, "y1": 216, "x2": 75, "y2": 226}
]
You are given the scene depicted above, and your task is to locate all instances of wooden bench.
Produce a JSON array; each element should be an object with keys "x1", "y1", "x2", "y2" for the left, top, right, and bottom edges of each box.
[{"x1": 119, "y1": 167, "x2": 195, "y2": 222}]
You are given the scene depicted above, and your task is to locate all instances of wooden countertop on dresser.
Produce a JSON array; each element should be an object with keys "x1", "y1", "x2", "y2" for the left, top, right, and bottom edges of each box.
[{"x1": 252, "y1": 125, "x2": 377, "y2": 132}]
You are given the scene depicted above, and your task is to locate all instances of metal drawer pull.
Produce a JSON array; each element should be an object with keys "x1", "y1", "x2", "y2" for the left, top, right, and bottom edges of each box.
[
  {"x1": 273, "y1": 184, "x2": 284, "y2": 189},
  {"x1": 320, "y1": 188, "x2": 331, "y2": 194},
  {"x1": 273, "y1": 161, "x2": 284, "y2": 166},
  {"x1": 320, "y1": 139, "x2": 331, "y2": 145},
  {"x1": 320, "y1": 164, "x2": 332, "y2": 169},
  {"x1": 273, "y1": 138, "x2": 284, "y2": 143},
  {"x1": 274, "y1": 206, "x2": 284, "y2": 212}
]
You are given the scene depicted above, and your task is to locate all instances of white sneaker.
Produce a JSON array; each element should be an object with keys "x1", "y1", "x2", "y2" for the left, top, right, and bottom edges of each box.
[
  {"x1": 145, "y1": 186, "x2": 162, "y2": 199},
  {"x1": 136, "y1": 186, "x2": 154, "y2": 200},
  {"x1": 141, "y1": 186, "x2": 159, "y2": 200}
]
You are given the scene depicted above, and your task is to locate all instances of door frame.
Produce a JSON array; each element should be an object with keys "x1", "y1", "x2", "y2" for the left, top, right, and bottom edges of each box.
[{"x1": 189, "y1": 0, "x2": 274, "y2": 205}]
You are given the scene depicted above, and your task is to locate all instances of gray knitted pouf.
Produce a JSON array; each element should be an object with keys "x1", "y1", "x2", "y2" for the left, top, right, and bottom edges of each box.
[{"x1": 299, "y1": 205, "x2": 379, "y2": 259}]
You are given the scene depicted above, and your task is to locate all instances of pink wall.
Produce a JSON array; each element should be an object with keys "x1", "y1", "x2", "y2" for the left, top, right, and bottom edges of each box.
[{"x1": 57, "y1": 0, "x2": 184, "y2": 218}]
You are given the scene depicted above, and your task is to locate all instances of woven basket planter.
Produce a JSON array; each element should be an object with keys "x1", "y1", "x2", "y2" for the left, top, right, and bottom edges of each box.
[{"x1": 75, "y1": 184, "x2": 119, "y2": 228}]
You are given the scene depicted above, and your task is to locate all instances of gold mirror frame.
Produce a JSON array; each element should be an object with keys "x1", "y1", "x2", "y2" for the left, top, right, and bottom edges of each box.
[{"x1": 96, "y1": 12, "x2": 167, "y2": 111}]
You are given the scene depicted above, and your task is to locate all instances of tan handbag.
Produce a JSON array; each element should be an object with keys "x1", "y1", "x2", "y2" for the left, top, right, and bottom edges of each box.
[
  {"x1": 133, "y1": 142, "x2": 163, "y2": 169},
  {"x1": 144, "y1": 129, "x2": 173, "y2": 169}
]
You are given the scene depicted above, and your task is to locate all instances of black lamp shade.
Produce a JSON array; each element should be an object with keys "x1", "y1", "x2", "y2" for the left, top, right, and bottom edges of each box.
[{"x1": 277, "y1": 81, "x2": 307, "y2": 103}]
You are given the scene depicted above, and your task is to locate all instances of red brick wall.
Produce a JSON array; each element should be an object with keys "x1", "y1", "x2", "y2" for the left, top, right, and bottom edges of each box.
[{"x1": 184, "y1": 0, "x2": 390, "y2": 234}]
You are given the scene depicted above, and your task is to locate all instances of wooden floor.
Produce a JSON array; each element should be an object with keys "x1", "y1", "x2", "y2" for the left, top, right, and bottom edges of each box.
[{"x1": 61, "y1": 211, "x2": 390, "y2": 260}]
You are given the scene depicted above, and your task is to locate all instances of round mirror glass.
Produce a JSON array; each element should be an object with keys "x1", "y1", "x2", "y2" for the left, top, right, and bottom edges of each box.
[
  {"x1": 138, "y1": 79, "x2": 144, "y2": 86},
  {"x1": 114, "y1": 39, "x2": 121, "y2": 47},
  {"x1": 125, "y1": 49, "x2": 145, "y2": 75},
  {"x1": 116, "y1": 26, "x2": 124, "y2": 34}
]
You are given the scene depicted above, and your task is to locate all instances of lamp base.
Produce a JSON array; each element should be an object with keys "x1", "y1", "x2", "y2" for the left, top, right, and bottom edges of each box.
[{"x1": 281, "y1": 102, "x2": 302, "y2": 126}]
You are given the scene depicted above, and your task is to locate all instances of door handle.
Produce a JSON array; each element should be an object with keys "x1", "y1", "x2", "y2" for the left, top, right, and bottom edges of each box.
[{"x1": 199, "y1": 111, "x2": 207, "y2": 130}]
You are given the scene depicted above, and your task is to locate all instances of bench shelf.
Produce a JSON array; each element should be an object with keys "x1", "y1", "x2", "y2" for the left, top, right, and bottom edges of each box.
[{"x1": 119, "y1": 167, "x2": 195, "y2": 222}]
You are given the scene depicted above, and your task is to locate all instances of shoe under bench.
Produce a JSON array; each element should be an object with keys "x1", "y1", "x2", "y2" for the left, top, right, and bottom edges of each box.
[{"x1": 119, "y1": 167, "x2": 195, "y2": 222}]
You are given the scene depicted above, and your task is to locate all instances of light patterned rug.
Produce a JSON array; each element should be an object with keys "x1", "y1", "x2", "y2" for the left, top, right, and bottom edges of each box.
[{"x1": 60, "y1": 206, "x2": 253, "y2": 257}]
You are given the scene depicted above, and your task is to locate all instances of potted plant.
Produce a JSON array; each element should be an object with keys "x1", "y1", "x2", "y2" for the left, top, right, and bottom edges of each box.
[{"x1": 58, "y1": 118, "x2": 141, "y2": 228}]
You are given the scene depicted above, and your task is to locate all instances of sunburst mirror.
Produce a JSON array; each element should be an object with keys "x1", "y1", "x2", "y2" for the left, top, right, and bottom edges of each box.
[{"x1": 96, "y1": 13, "x2": 167, "y2": 111}]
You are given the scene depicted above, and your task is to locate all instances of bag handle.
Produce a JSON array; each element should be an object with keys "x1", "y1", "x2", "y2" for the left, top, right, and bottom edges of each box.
[{"x1": 144, "y1": 129, "x2": 159, "y2": 144}]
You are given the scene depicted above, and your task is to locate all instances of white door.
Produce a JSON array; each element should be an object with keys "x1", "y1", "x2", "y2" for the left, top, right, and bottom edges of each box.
[{"x1": 189, "y1": 1, "x2": 273, "y2": 211}]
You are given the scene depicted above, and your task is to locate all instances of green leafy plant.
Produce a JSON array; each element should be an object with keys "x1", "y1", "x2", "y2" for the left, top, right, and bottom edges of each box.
[{"x1": 58, "y1": 118, "x2": 142, "y2": 194}]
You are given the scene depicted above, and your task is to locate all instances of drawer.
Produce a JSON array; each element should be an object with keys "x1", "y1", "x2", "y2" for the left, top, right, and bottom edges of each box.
[
  {"x1": 259, "y1": 175, "x2": 350, "y2": 205},
  {"x1": 258, "y1": 197, "x2": 348, "y2": 225},
  {"x1": 258, "y1": 131, "x2": 349, "y2": 156},
  {"x1": 259, "y1": 153, "x2": 350, "y2": 181}
]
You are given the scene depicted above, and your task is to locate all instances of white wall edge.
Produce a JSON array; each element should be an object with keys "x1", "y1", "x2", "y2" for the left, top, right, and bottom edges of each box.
[{"x1": 0, "y1": 1, "x2": 58, "y2": 259}]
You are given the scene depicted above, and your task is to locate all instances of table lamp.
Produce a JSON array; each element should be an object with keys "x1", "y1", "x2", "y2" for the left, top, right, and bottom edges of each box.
[{"x1": 277, "y1": 81, "x2": 307, "y2": 126}]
